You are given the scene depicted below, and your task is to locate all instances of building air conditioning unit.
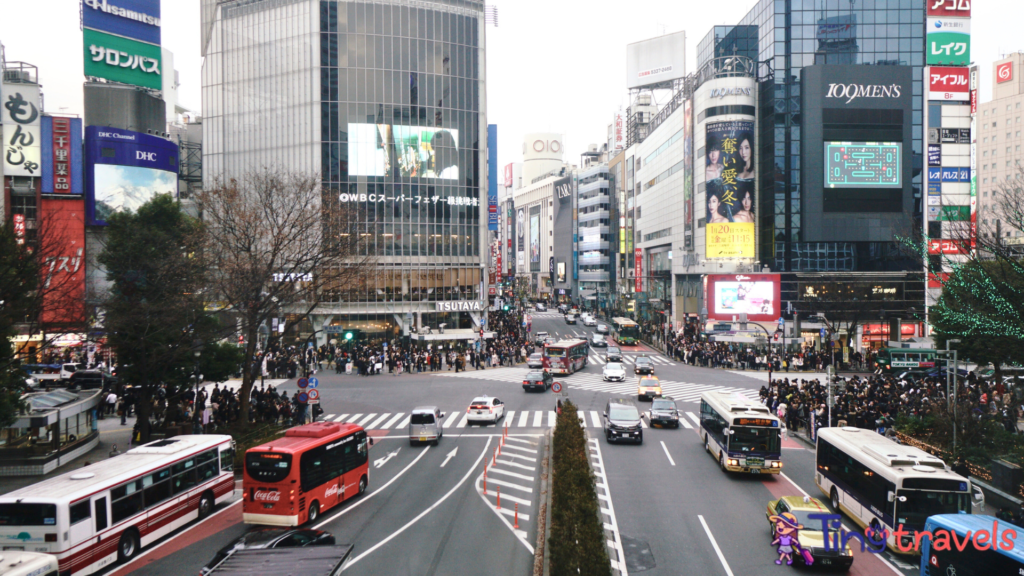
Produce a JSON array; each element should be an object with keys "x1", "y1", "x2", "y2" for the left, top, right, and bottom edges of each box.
[{"x1": 3, "y1": 70, "x2": 32, "y2": 83}]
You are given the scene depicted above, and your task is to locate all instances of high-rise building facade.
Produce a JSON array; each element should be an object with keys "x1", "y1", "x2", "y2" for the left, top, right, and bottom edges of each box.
[
  {"x1": 977, "y1": 52, "x2": 1024, "y2": 246},
  {"x1": 202, "y1": 0, "x2": 488, "y2": 340}
]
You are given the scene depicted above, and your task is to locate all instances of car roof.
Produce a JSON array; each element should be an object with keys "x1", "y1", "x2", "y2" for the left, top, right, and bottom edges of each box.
[
  {"x1": 640, "y1": 375, "x2": 659, "y2": 381},
  {"x1": 778, "y1": 495, "x2": 830, "y2": 513},
  {"x1": 411, "y1": 406, "x2": 439, "y2": 414},
  {"x1": 608, "y1": 398, "x2": 636, "y2": 407},
  {"x1": 635, "y1": 356, "x2": 651, "y2": 363},
  {"x1": 605, "y1": 362, "x2": 623, "y2": 367},
  {"x1": 470, "y1": 396, "x2": 493, "y2": 403}
]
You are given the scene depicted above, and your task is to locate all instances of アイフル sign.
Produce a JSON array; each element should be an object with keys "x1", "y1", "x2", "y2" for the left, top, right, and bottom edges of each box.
[
  {"x1": 997, "y1": 62, "x2": 1013, "y2": 84},
  {"x1": 928, "y1": 67, "x2": 969, "y2": 101}
]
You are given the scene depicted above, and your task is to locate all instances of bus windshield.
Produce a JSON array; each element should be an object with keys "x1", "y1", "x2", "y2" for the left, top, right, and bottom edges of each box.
[
  {"x1": 0, "y1": 503, "x2": 57, "y2": 526},
  {"x1": 896, "y1": 491, "x2": 969, "y2": 528},
  {"x1": 729, "y1": 426, "x2": 781, "y2": 454},
  {"x1": 245, "y1": 452, "x2": 292, "y2": 483},
  {"x1": 546, "y1": 348, "x2": 565, "y2": 358}
]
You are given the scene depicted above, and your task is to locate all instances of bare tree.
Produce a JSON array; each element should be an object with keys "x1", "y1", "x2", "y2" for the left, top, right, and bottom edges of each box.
[{"x1": 196, "y1": 168, "x2": 373, "y2": 427}]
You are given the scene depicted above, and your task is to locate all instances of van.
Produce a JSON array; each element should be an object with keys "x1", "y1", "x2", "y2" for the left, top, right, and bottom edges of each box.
[
  {"x1": 60, "y1": 362, "x2": 84, "y2": 382},
  {"x1": 409, "y1": 406, "x2": 445, "y2": 446},
  {"x1": 603, "y1": 399, "x2": 643, "y2": 444}
]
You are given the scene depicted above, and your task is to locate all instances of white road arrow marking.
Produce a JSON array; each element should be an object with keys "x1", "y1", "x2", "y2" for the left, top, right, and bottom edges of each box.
[
  {"x1": 374, "y1": 448, "x2": 401, "y2": 469},
  {"x1": 441, "y1": 447, "x2": 458, "y2": 468}
]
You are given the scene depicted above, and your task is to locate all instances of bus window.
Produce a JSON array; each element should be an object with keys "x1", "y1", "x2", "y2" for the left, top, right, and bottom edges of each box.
[
  {"x1": 94, "y1": 498, "x2": 107, "y2": 531},
  {"x1": 69, "y1": 501, "x2": 90, "y2": 525},
  {"x1": 0, "y1": 503, "x2": 57, "y2": 526},
  {"x1": 221, "y1": 447, "x2": 235, "y2": 472}
]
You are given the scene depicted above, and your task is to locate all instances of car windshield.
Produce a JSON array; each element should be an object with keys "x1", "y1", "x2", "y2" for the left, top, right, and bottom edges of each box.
[
  {"x1": 607, "y1": 348, "x2": 621, "y2": 354},
  {"x1": 605, "y1": 363, "x2": 623, "y2": 371},
  {"x1": 651, "y1": 400, "x2": 675, "y2": 410},
  {"x1": 640, "y1": 379, "x2": 658, "y2": 387},
  {"x1": 895, "y1": 491, "x2": 970, "y2": 529},
  {"x1": 635, "y1": 358, "x2": 650, "y2": 365},
  {"x1": 529, "y1": 354, "x2": 542, "y2": 360},
  {"x1": 526, "y1": 372, "x2": 543, "y2": 380},
  {"x1": 609, "y1": 405, "x2": 639, "y2": 421},
  {"x1": 729, "y1": 426, "x2": 781, "y2": 454},
  {"x1": 410, "y1": 413, "x2": 435, "y2": 425},
  {"x1": 783, "y1": 508, "x2": 841, "y2": 532}
]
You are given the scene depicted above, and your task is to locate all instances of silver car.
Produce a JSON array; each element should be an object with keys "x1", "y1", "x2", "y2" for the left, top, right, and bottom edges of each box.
[{"x1": 409, "y1": 406, "x2": 445, "y2": 446}]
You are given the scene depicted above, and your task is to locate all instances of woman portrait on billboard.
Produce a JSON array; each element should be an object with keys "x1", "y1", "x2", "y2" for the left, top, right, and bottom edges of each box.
[
  {"x1": 706, "y1": 183, "x2": 731, "y2": 224},
  {"x1": 731, "y1": 182, "x2": 755, "y2": 223},
  {"x1": 737, "y1": 133, "x2": 755, "y2": 180},
  {"x1": 705, "y1": 141, "x2": 723, "y2": 181}
]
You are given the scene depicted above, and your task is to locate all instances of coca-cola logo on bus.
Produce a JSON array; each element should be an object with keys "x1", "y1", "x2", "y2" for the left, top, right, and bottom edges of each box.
[
  {"x1": 253, "y1": 490, "x2": 281, "y2": 502},
  {"x1": 325, "y1": 484, "x2": 341, "y2": 498}
]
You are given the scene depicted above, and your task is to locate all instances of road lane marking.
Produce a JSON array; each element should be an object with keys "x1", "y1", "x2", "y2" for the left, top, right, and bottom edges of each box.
[
  {"x1": 486, "y1": 467, "x2": 534, "y2": 482},
  {"x1": 686, "y1": 412, "x2": 700, "y2": 425},
  {"x1": 590, "y1": 411, "x2": 602, "y2": 428},
  {"x1": 323, "y1": 414, "x2": 336, "y2": 420},
  {"x1": 588, "y1": 437, "x2": 627, "y2": 576},
  {"x1": 314, "y1": 444, "x2": 432, "y2": 530},
  {"x1": 680, "y1": 417, "x2": 693, "y2": 429},
  {"x1": 495, "y1": 458, "x2": 536, "y2": 471},
  {"x1": 356, "y1": 413, "x2": 378, "y2": 426},
  {"x1": 443, "y1": 411, "x2": 460, "y2": 428},
  {"x1": 346, "y1": 413, "x2": 363, "y2": 424},
  {"x1": 698, "y1": 515, "x2": 735, "y2": 576},
  {"x1": 366, "y1": 413, "x2": 390, "y2": 429},
  {"x1": 504, "y1": 437, "x2": 536, "y2": 445},
  {"x1": 380, "y1": 413, "x2": 405, "y2": 429},
  {"x1": 334, "y1": 413, "x2": 351, "y2": 423},
  {"x1": 547, "y1": 411, "x2": 556, "y2": 427},
  {"x1": 500, "y1": 444, "x2": 538, "y2": 454},
  {"x1": 485, "y1": 477, "x2": 533, "y2": 494},
  {"x1": 498, "y1": 507, "x2": 531, "y2": 521},
  {"x1": 440, "y1": 447, "x2": 458, "y2": 468},
  {"x1": 532, "y1": 411, "x2": 542, "y2": 427},
  {"x1": 660, "y1": 441, "x2": 676, "y2": 466},
  {"x1": 505, "y1": 410, "x2": 515, "y2": 426},
  {"x1": 456, "y1": 413, "x2": 470, "y2": 428},
  {"x1": 518, "y1": 411, "x2": 530, "y2": 427},
  {"x1": 498, "y1": 452, "x2": 537, "y2": 463},
  {"x1": 343, "y1": 437, "x2": 494, "y2": 569}
]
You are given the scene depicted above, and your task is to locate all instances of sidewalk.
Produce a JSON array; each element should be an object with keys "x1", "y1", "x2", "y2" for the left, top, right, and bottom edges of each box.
[{"x1": 0, "y1": 413, "x2": 134, "y2": 495}]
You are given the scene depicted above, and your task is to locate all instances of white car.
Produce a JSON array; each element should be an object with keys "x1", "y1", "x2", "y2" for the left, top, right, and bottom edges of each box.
[
  {"x1": 582, "y1": 315, "x2": 597, "y2": 326},
  {"x1": 595, "y1": 324, "x2": 610, "y2": 335},
  {"x1": 466, "y1": 396, "x2": 505, "y2": 425},
  {"x1": 603, "y1": 362, "x2": 626, "y2": 382}
]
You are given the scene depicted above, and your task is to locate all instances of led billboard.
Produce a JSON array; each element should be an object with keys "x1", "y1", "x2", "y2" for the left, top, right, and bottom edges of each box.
[
  {"x1": 706, "y1": 274, "x2": 781, "y2": 322},
  {"x1": 824, "y1": 142, "x2": 902, "y2": 187},
  {"x1": 85, "y1": 126, "x2": 178, "y2": 225},
  {"x1": 349, "y1": 124, "x2": 459, "y2": 179},
  {"x1": 704, "y1": 120, "x2": 755, "y2": 259}
]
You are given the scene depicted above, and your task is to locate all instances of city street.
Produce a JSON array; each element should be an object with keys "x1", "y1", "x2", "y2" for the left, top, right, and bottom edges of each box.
[{"x1": 112, "y1": 313, "x2": 921, "y2": 576}]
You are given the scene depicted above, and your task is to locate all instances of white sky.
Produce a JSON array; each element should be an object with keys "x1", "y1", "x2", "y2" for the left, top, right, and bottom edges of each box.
[{"x1": 1, "y1": 0, "x2": 1018, "y2": 169}]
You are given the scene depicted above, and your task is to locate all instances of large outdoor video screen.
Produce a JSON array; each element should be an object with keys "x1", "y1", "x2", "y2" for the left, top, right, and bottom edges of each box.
[
  {"x1": 824, "y1": 141, "x2": 902, "y2": 188},
  {"x1": 93, "y1": 165, "x2": 176, "y2": 223},
  {"x1": 706, "y1": 274, "x2": 781, "y2": 322},
  {"x1": 84, "y1": 126, "x2": 179, "y2": 226},
  {"x1": 349, "y1": 123, "x2": 459, "y2": 179}
]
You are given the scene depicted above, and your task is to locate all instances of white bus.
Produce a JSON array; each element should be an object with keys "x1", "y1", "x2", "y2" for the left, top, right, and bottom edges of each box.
[
  {"x1": 699, "y1": 391, "x2": 783, "y2": 474},
  {"x1": 0, "y1": 435, "x2": 235, "y2": 575},
  {"x1": 0, "y1": 552, "x2": 59, "y2": 576},
  {"x1": 815, "y1": 427, "x2": 980, "y2": 553}
]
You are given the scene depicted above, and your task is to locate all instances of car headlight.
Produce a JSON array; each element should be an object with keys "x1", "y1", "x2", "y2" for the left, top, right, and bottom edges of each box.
[
  {"x1": 727, "y1": 459, "x2": 739, "y2": 466},
  {"x1": 770, "y1": 461, "x2": 782, "y2": 468}
]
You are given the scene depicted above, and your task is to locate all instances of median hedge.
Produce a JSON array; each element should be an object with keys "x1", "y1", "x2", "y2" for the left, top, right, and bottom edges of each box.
[{"x1": 548, "y1": 401, "x2": 612, "y2": 576}]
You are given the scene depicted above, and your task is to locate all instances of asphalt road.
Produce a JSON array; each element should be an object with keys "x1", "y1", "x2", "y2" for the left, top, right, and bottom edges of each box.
[{"x1": 96, "y1": 311, "x2": 924, "y2": 576}]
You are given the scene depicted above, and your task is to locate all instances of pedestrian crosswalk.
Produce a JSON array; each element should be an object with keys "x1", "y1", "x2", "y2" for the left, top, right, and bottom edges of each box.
[
  {"x1": 477, "y1": 436, "x2": 540, "y2": 550},
  {"x1": 586, "y1": 353, "x2": 675, "y2": 366},
  {"x1": 433, "y1": 367, "x2": 760, "y2": 405}
]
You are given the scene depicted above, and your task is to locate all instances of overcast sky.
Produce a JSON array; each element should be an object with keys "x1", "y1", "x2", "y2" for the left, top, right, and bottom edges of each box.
[{"x1": 1, "y1": 0, "x2": 1018, "y2": 168}]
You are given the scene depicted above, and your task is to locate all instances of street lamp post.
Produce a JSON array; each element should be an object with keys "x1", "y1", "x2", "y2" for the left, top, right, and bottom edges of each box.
[
  {"x1": 192, "y1": 341, "x2": 202, "y2": 434},
  {"x1": 811, "y1": 315, "x2": 837, "y2": 429},
  {"x1": 945, "y1": 339, "x2": 961, "y2": 455}
]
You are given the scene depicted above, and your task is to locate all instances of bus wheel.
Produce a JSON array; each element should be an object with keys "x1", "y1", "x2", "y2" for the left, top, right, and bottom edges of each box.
[
  {"x1": 358, "y1": 476, "x2": 367, "y2": 495},
  {"x1": 198, "y1": 491, "x2": 214, "y2": 519},
  {"x1": 719, "y1": 453, "x2": 727, "y2": 472},
  {"x1": 118, "y1": 529, "x2": 139, "y2": 563},
  {"x1": 831, "y1": 488, "x2": 840, "y2": 512},
  {"x1": 704, "y1": 436, "x2": 710, "y2": 453},
  {"x1": 307, "y1": 501, "x2": 320, "y2": 524}
]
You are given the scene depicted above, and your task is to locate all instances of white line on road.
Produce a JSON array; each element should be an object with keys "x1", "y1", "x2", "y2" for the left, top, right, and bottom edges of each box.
[
  {"x1": 500, "y1": 444, "x2": 538, "y2": 454},
  {"x1": 314, "y1": 444, "x2": 431, "y2": 530},
  {"x1": 345, "y1": 413, "x2": 362, "y2": 424},
  {"x1": 366, "y1": 413, "x2": 390, "y2": 429},
  {"x1": 356, "y1": 413, "x2": 378, "y2": 426},
  {"x1": 660, "y1": 441, "x2": 676, "y2": 466},
  {"x1": 547, "y1": 411, "x2": 556, "y2": 427},
  {"x1": 505, "y1": 410, "x2": 515, "y2": 426},
  {"x1": 679, "y1": 417, "x2": 693, "y2": 429},
  {"x1": 589, "y1": 437, "x2": 627, "y2": 576},
  {"x1": 486, "y1": 467, "x2": 534, "y2": 482},
  {"x1": 343, "y1": 437, "x2": 494, "y2": 569},
  {"x1": 440, "y1": 447, "x2": 458, "y2": 468},
  {"x1": 532, "y1": 411, "x2": 542, "y2": 427},
  {"x1": 484, "y1": 476, "x2": 533, "y2": 494},
  {"x1": 443, "y1": 412, "x2": 460, "y2": 428},
  {"x1": 686, "y1": 412, "x2": 700, "y2": 425},
  {"x1": 495, "y1": 458, "x2": 536, "y2": 471},
  {"x1": 590, "y1": 411, "x2": 602, "y2": 428},
  {"x1": 333, "y1": 413, "x2": 351, "y2": 423},
  {"x1": 380, "y1": 413, "x2": 405, "y2": 429},
  {"x1": 698, "y1": 515, "x2": 735, "y2": 576},
  {"x1": 397, "y1": 414, "x2": 412, "y2": 428},
  {"x1": 518, "y1": 411, "x2": 530, "y2": 427},
  {"x1": 456, "y1": 413, "x2": 470, "y2": 428}
]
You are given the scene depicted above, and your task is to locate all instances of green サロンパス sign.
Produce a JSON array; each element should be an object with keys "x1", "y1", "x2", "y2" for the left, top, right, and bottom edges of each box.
[{"x1": 83, "y1": 28, "x2": 162, "y2": 91}]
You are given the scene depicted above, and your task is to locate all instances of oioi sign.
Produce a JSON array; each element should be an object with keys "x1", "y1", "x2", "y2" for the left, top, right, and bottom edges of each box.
[{"x1": 83, "y1": 28, "x2": 162, "y2": 90}]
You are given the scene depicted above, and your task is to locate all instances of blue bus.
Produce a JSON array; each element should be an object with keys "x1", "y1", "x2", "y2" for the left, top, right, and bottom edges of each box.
[{"x1": 920, "y1": 514, "x2": 1024, "y2": 576}]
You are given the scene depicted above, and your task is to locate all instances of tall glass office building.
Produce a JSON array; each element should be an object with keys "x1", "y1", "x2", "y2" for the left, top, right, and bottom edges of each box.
[{"x1": 202, "y1": 0, "x2": 488, "y2": 342}]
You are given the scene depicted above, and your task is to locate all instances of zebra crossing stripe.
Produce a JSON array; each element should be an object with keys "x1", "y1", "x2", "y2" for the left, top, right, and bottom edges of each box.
[
  {"x1": 322, "y1": 414, "x2": 336, "y2": 421},
  {"x1": 356, "y1": 413, "x2": 378, "y2": 426},
  {"x1": 505, "y1": 411, "x2": 516, "y2": 426},
  {"x1": 381, "y1": 413, "x2": 405, "y2": 429},
  {"x1": 532, "y1": 411, "x2": 543, "y2": 427},
  {"x1": 680, "y1": 416, "x2": 693, "y2": 429},
  {"x1": 590, "y1": 411, "x2": 602, "y2": 428},
  {"x1": 334, "y1": 413, "x2": 351, "y2": 423},
  {"x1": 518, "y1": 411, "x2": 529, "y2": 427},
  {"x1": 547, "y1": 411, "x2": 556, "y2": 427},
  {"x1": 366, "y1": 413, "x2": 390, "y2": 429},
  {"x1": 443, "y1": 412, "x2": 460, "y2": 428},
  {"x1": 686, "y1": 412, "x2": 700, "y2": 425},
  {"x1": 397, "y1": 414, "x2": 412, "y2": 428},
  {"x1": 456, "y1": 413, "x2": 470, "y2": 428}
]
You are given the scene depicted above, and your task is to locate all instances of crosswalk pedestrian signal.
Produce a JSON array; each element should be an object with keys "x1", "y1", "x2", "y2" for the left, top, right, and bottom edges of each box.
[
  {"x1": 344, "y1": 331, "x2": 354, "y2": 340},
  {"x1": 773, "y1": 332, "x2": 780, "y2": 342}
]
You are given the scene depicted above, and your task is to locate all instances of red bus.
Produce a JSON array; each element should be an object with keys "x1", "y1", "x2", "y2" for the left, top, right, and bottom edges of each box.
[
  {"x1": 243, "y1": 422, "x2": 370, "y2": 526},
  {"x1": 0, "y1": 435, "x2": 235, "y2": 575},
  {"x1": 542, "y1": 339, "x2": 589, "y2": 375}
]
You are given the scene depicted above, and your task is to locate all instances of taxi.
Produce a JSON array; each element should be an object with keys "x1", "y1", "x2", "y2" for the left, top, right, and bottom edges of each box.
[
  {"x1": 765, "y1": 496, "x2": 854, "y2": 569},
  {"x1": 636, "y1": 376, "x2": 662, "y2": 402}
]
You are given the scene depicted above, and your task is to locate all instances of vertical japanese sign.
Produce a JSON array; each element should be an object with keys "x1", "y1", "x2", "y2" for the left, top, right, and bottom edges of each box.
[
  {"x1": 2, "y1": 83, "x2": 42, "y2": 177},
  {"x1": 926, "y1": 18, "x2": 970, "y2": 66},
  {"x1": 969, "y1": 65, "x2": 978, "y2": 251},
  {"x1": 13, "y1": 214, "x2": 26, "y2": 245},
  {"x1": 487, "y1": 124, "x2": 498, "y2": 231},
  {"x1": 683, "y1": 99, "x2": 694, "y2": 244},
  {"x1": 704, "y1": 120, "x2": 756, "y2": 258},
  {"x1": 529, "y1": 205, "x2": 540, "y2": 272},
  {"x1": 634, "y1": 249, "x2": 643, "y2": 293},
  {"x1": 41, "y1": 117, "x2": 84, "y2": 195},
  {"x1": 40, "y1": 199, "x2": 87, "y2": 326},
  {"x1": 516, "y1": 207, "x2": 525, "y2": 269}
]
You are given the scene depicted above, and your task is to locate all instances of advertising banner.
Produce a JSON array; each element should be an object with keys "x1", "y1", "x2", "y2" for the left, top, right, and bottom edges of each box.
[
  {"x1": 516, "y1": 206, "x2": 525, "y2": 269},
  {"x1": 41, "y1": 117, "x2": 84, "y2": 195},
  {"x1": 13, "y1": 214, "x2": 25, "y2": 245},
  {"x1": 706, "y1": 274, "x2": 781, "y2": 322},
  {"x1": 683, "y1": 99, "x2": 694, "y2": 240},
  {"x1": 85, "y1": 126, "x2": 179, "y2": 225},
  {"x1": 2, "y1": 83, "x2": 42, "y2": 177},
  {"x1": 349, "y1": 123, "x2": 459, "y2": 179},
  {"x1": 503, "y1": 163, "x2": 514, "y2": 188},
  {"x1": 82, "y1": 0, "x2": 162, "y2": 46},
  {"x1": 704, "y1": 120, "x2": 755, "y2": 259},
  {"x1": 928, "y1": 66, "x2": 970, "y2": 101},
  {"x1": 40, "y1": 199, "x2": 86, "y2": 326},
  {"x1": 83, "y1": 28, "x2": 163, "y2": 91},
  {"x1": 529, "y1": 205, "x2": 540, "y2": 272},
  {"x1": 928, "y1": 239, "x2": 969, "y2": 255},
  {"x1": 997, "y1": 61, "x2": 1014, "y2": 84},
  {"x1": 927, "y1": 0, "x2": 972, "y2": 17},
  {"x1": 926, "y1": 18, "x2": 970, "y2": 66},
  {"x1": 488, "y1": 124, "x2": 498, "y2": 231},
  {"x1": 634, "y1": 249, "x2": 643, "y2": 293},
  {"x1": 613, "y1": 112, "x2": 625, "y2": 150},
  {"x1": 928, "y1": 145, "x2": 942, "y2": 166}
]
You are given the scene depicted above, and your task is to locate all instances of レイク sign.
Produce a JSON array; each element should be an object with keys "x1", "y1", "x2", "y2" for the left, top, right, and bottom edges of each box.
[
  {"x1": 928, "y1": 67, "x2": 969, "y2": 101},
  {"x1": 997, "y1": 62, "x2": 1014, "y2": 84}
]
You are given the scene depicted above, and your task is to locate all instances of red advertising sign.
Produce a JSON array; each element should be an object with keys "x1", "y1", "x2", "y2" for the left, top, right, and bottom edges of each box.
[
  {"x1": 503, "y1": 163, "x2": 514, "y2": 188},
  {"x1": 51, "y1": 117, "x2": 72, "y2": 193},
  {"x1": 13, "y1": 214, "x2": 25, "y2": 245},
  {"x1": 40, "y1": 199, "x2": 86, "y2": 326},
  {"x1": 927, "y1": 272, "x2": 950, "y2": 289},
  {"x1": 927, "y1": 0, "x2": 971, "y2": 17},
  {"x1": 863, "y1": 323, "x2": 917, "y2": 336},
  {"x1": 927, "y1": 239, "x2": 969, "y2": 255},
  {"x1": 971, "y1": 89, "x2": 977, "y2": 114},
  {"x1": 496, "y1": 251, "x2": 502, "y2": 283},
  {"x1": 928, "y1": 67, "x2": 970, "y2": 101},
  {"x1": 705, "y1": 274, "x2": 782, "y2": 322},
  {"x1": 634, "y1": 248, "x2": 643, "y2": 293},
  {"x1": 997, "y1": 61, "x2": 1014, "y2": 84}
]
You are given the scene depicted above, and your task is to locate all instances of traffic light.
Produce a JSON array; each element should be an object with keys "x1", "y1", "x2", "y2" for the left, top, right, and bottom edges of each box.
[
  {"x1": 344, "y1": 331, "x2": 354, "y2": 341},
  {"x1": 503, "y1": 304, "x2": 510, "y2": 311}
]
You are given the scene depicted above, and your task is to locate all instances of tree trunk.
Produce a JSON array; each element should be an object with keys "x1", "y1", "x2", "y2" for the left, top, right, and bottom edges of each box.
[
  {"x1": 136, "y1": 381, "x2": 153, "y2": 445},
  {"x1": 237, "y1": 323, "x2": 260, "y2": 430}
]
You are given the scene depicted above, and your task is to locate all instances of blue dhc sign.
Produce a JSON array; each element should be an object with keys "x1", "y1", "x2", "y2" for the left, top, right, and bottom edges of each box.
[
  {"x1": 85, "y1": 126, "x2": 178, "y2": 225},
  {"x1": 82, "y1": 0, "x2": 162, "y2": 46}
]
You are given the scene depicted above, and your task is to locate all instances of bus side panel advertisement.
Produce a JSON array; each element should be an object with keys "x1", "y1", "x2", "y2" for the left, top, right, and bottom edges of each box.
[
  {"x1": 84, "y1": 126, "x2": 179, "y2": 226},
  {"x1": 706, "y1": 274, "x2": 780, "y2": 322}
]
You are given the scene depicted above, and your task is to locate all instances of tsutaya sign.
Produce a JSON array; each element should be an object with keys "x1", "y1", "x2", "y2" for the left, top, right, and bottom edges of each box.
[
  {"x1": 435, "y1": 301, "x2": 484, "y2": 312},
  {"x1": 826, "y1": 83, "x2": 903, "y2": 103}
]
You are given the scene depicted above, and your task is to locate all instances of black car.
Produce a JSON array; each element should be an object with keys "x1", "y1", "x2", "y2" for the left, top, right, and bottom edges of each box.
[
  {"x1": 526, "y1": 353, "x2": 544, "y2": 369},
  {"x1": 522, "y1": 370, "x2": 553, "y2": 392},
  {"x1": 633, "y1": 356, "x2": 654, "y2": 375},
  {"x1": 202, "y1": 528, "x2": 336, "y2": 574},
  {"x1": 606, "y1": 346, "x2": 624, "y2": 363},
  {"x1": 647, "y1": 397, "x2": 680, "y2": 428},
  {"x1": 557, "y1": 304, "x2": 569, "y2": 314},
  {"x1": 69, "y1": 370, "x2": 118, "y2": 390},
  {"x1": 603, "y1": 399, "x2": 643, "y2": 444},
  {"x1": 565, "y1": 314, "x2": 577, "y2": 325},
  {"x1": 590, "y1": 334, "x2": 608, "y2": 348}
]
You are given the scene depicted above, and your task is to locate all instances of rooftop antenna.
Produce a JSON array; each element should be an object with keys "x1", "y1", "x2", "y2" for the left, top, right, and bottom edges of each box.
[{"x1": 485, "y1": 5, "x2": 498, "y2": 27}]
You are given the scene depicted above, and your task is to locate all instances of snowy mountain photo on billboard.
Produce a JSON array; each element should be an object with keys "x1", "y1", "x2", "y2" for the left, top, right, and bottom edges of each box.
[{"x1": 94, "y1": 164, "x2": 176, "y2": 222}]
